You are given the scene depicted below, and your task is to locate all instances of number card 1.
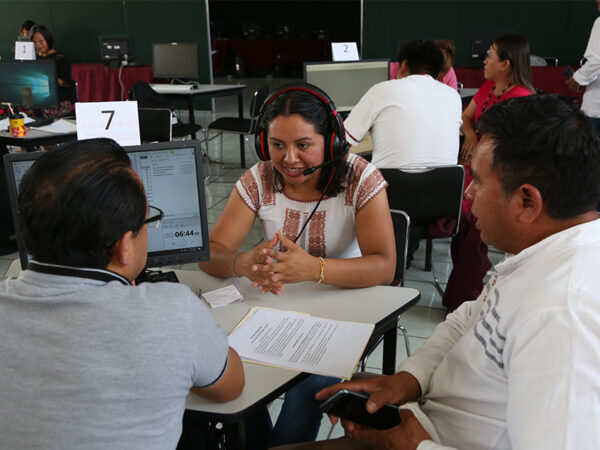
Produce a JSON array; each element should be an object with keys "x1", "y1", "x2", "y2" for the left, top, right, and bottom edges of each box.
[
  {"x1": 76, "y1": 101, "x2": 141, "y2": 146},
  {"x1": 331, "y1": 42, "x2": 359, "y2": 62},
  {"x1": 15, "y1": 41, "x2": 36, "y2": 60}
]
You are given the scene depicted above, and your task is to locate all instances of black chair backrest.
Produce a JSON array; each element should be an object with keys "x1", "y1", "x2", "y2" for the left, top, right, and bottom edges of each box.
[
  {"x1": 391, "y1": 209, "x2": 410, "y2": 286},
  {"x1": 381, "y1": 166, "x2": 465, "y2": 236},
  {"x1": 129, "y1": 81, "x2": 174, "y2": 110},
  {"x1": 138, "y1": 108, "x2": 172, "y2": 142}
]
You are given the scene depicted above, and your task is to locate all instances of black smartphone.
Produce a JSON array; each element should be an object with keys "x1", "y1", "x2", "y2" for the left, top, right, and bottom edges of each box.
[
  {"x1": 564, "y1": 66, "x2": 575, "y2": 79},
  {"x1": 319, "y1": 389, "x2": 401, "y2": 430}
]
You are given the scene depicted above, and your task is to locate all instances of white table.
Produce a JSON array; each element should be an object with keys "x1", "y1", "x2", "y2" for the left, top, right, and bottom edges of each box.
[{"x1": 6, "y1": 260, "x2": 420, "y2": 448}]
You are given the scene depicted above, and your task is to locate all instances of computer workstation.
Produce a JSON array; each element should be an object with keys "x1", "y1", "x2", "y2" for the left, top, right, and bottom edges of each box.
[
  {"x1": 0, "y1": 60, "x2": 60, "y2": 118},
  {"x1": 3, "y1": 140, "x2": 210, "y2": 282},
  {"x1": 148, "y1": 41, "x2": 248, "y2": 165},
  {"x1": 304, "y1": 58, "x2": 390, "y2": 116}
]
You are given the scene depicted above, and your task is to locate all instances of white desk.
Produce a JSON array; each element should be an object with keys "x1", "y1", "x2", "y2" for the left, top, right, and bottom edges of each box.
[
  {"x1": 459, "y1": 87, "x2": 478, "y2": 99},
  {"x1": 176, "y1": 269, "x2": 419, "y2": 414}
]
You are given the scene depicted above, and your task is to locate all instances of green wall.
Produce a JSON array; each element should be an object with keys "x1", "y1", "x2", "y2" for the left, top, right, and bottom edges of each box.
[
  {"x1": 0, "y1": 0, "x2": 212, "y2": 83},
  {"x1": 363, "y1": 0, "x2": 597, "y2": 67}
]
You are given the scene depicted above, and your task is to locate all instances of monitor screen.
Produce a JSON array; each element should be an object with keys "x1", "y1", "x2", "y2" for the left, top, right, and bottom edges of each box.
[
  {"x1": 99, "y1": 35, "x2": 134, "y2": 62},
  {"x1": 470, "y1": 30, "x2": 515, "y2": 60},
  {"x1": 152, "y1": 42, "x2": 199, "y2": 79},
  {"x1": 3, "y1": 140, "x2": 210, "y2": 271},
  {"x1": 0, "y1": 60, "x2": 59, "y2": 108},
  {"x1": 304, "y1": 59, "x2": 390, "y2": 112}
]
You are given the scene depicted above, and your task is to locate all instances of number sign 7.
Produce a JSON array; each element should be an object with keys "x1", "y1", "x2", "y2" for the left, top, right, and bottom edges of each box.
[{"x1": 101, "y1": 110, "x2": 115, "y2": 130}]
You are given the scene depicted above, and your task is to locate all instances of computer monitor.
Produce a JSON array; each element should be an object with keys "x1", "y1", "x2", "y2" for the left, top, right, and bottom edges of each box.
[
  {"x1": 99, "y1": 35, "x2": 135, "y2": 63},
  {"x1": 0, "y1": 60, "x2": 59, "y2": 108},
  {"x1": 304, "y1": 59, "x2": 390, "y2": 112},
  {"x1": 3, "y1": 140, "x2": 210, "y2": 271},
  {"x1": 469, "y1": 30, "x2": 515, "y2": 60},
  {"x1": 152, "y1": 42, "x2": 199, "y2": 79}
]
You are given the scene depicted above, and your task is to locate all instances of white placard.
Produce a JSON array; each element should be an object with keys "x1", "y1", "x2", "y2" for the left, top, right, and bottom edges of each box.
[
  {"x1": 15, "y1": 41, "x2": 36, "y2": 60},
  {"x1": 331, "y1": 42, "x2": 359, "y2": 62},
  {"x1": 75, "y1": 101, "x2": 140, "y2": 146}
]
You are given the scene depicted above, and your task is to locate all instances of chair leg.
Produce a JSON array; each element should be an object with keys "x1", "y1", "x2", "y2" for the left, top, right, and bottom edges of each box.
[
  {"x1": 425, "y1": 238, "x2": 433, "y2": 272},
  {"x1": 218, "y1": 133, "x2": 224, "y2": 163},
  {"x1": 431, "y1": 264, "x2": 445, "y2": 298},
  {"x1": 398, "y1": 324, "x2": 411, "y2": 357}
]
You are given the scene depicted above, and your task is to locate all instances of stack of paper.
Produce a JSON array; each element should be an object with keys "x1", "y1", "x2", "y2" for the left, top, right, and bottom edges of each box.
[{"x1": 228, "y1": 307, "x2": 374, "y2": 380}]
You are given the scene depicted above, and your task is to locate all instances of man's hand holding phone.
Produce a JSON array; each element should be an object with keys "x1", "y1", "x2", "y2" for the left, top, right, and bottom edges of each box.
[{"x1": 316, "y1": 372, "x2": 430, "y2": 449}]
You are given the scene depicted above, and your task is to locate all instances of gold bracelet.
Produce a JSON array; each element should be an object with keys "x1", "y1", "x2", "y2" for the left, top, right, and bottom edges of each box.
[
  {"x1": 231, "y1": 253, "x2": 239, "y2": 277},
  {"x1": 316, "y1": 257, "x2": 325, "y2": 284}
]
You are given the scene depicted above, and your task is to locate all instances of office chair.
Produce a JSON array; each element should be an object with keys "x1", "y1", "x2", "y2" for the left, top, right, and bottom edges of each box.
[
  {"x1": 204, "y1": 85, "x2": 269, "y2": 165},
  {"x1": 380, "y1": 166, "x2": 465, "y2": 296},
  {"x1": 129, "y1": 81, "x2": 203, "y2": 142},
  {"x1": 359, "y1": 209, "x2": 411, "y2": 374},
  {"x1": 138, "y1": 108, "x2": 172, "y2": 142}
]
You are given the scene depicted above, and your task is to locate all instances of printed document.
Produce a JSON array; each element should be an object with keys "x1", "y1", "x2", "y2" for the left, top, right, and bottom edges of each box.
[{"x1": 228, "y1": 307, "x2": 374, "y2": 380}]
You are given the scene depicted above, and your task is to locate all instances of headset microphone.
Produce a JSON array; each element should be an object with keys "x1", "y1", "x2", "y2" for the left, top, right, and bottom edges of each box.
[{"x1": 302, "y1": 157, "x2": 341, "y2": 176}]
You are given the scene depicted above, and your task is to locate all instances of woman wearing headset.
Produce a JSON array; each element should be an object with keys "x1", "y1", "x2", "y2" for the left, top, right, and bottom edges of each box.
[
  {"x1": 199, "y1": 85, "x2": 394, "y2": 294},
  {"x1": 199, "y1": 85, "x2": 395, "y2": 446}
]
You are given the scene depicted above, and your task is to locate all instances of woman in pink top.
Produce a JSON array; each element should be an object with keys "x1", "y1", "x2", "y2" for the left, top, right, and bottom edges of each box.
[
  {"x1": 461, "y1": 35, "x2": 534, "y2": 162},
  {"x1": 435, "y1": 39, "x2": 458, "y2": 90}
]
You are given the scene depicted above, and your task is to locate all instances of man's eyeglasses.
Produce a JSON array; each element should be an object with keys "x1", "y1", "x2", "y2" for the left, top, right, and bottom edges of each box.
[{"x1": 144, "y1": 205, "x2": 164, "y2": 229}]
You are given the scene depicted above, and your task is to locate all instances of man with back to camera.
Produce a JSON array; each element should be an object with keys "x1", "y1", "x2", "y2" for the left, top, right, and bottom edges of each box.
[
  {"x1": 276, "y1": 94, "x2": 600, "y2": 449},
  {"x1": 0, "y1": 138, "x2": 244, "y2": 449},
  {"x1": 343, "y1": 39, "x2": 462, "y2": 168},
  {"x1": 566, "y1": 0, "x2": 600, "y2": 134}
]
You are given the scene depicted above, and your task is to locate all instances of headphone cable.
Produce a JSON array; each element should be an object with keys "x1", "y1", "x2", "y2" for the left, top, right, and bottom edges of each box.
[{"x1": 292, "y1": 166, "x2": 337, "y2": 244}]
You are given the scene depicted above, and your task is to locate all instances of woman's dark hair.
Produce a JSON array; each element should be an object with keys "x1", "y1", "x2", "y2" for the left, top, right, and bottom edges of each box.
[
  {"x1": 493, "y1": 34, "x2": 534, "y2": 93},
  {"x1": 435, "y1": 39, "x2": 456, "y2": 76},
  {"x1": 18, "y1": 138, "x2": 147, "y2": 268},
  {"x1": 31, "y1": 24, "x2": 54, "y2": 50},
  {"x1": 260, "y1": 89, "x2": 351, "y2": 196}
]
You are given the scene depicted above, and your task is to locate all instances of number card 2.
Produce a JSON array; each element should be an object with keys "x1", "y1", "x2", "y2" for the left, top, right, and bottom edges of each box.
[
  {"x1": 76, "y1": 101, "x2": 141, "y2": 146},
  {"x1": 331, "y1": 42, "x2": 359, "y2": 62}
]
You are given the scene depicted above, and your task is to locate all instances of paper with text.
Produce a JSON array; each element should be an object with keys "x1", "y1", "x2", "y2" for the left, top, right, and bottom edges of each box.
[{"x1": 228, "y1": 307, "x2": 374, "y2": 380}]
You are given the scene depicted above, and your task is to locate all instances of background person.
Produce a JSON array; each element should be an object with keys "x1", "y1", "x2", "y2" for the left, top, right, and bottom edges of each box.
[
  {"x1": 31, "y1": 25, "x2": 75, "y2": 116},
  {"x1": 0, "y1": 138, "x2": 245, "y2": 449},
  {"x1": 18, "y1": 19, "x2": 36, "y2": 38},
  {"x1": 460, "y1": 34, "x2": 534, "y2": 167},
  {"x1": 198, "y1": 84, "x2": 395, "y2": 446},
  {"x1": 344, "y1": 39, "x2": 462, "y2": 169},
  {"x1": 566, "y1": 0, "x2": 600, "y2": 134},
  {"x1": 435, "y1": 39, "x2": 458, "y2": 90},
  {"x1": 278, "y1": 93, "x2": 600, "y2": 450}
]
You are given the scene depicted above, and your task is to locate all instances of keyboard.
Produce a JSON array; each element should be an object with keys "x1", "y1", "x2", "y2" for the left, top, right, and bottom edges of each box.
[
  {"x1": 150, "y1": 83, "x2": 198, "y2": 94},
  {"x1": 27, "y1": 118, "x2": 54, "y2": 128},
  {"x1": 135, "y1": 269, "x2": 179, "y2": 284}
]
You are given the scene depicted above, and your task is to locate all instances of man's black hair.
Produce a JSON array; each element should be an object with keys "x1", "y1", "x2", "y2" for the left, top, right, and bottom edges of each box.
[
  {"x1": 18, "y1": 138, "x2": 147, "y2": 268},
  {"x1": 478, "y1": 94, "x2": 600, "y2": 220},
  {"x1": 397, "y1": 39, "x2": 445, "y2": 78}
]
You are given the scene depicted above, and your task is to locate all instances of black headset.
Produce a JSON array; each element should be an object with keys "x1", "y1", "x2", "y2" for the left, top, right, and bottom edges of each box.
[{"x1": 254, "y1": 83, "x2": 348, "y2": 162}]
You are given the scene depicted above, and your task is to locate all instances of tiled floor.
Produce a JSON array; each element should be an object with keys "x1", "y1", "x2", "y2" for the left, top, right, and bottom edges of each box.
[{"x1": 0, "y1": 75, "x2": 505, "y2": 443}]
